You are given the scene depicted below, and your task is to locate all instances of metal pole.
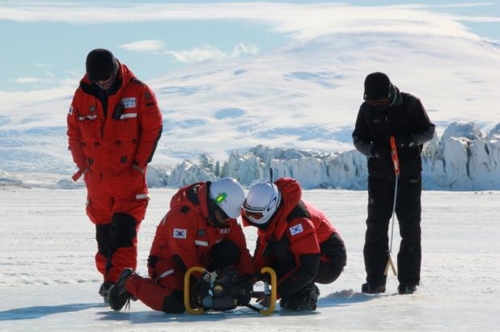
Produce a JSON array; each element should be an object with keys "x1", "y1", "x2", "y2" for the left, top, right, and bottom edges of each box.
[{"x1": 385, "y1": 136, "x2": 399, "y2": 276}]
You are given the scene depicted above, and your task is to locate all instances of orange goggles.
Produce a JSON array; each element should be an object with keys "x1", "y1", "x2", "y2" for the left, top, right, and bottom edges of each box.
[{"x1": 243, "y1": 209, "x2": 264, "y2": 220}]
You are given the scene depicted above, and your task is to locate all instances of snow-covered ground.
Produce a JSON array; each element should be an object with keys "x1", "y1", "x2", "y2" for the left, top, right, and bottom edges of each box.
[{"x1": 1, "y1": 187, "x2": 498, "y2": 331}]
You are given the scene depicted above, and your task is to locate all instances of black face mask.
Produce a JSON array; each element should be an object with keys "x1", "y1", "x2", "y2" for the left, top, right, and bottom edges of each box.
[
  {"x1": 370, "y1": 85, "x2": 397, "y2": 110},
  {"x1": 373, "y1": 103, "x2": 391, "y2": 111},
  {"x1": 207, "y1": 198, "x2": 230, "y2": 228}
]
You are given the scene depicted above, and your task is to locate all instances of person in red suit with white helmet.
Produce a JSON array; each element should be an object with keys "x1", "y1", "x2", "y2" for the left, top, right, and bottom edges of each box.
[
  {"x1": 108, "y1": 178, "x2": 255, "y2": 313},
  {"x1": 242, "y1": 177, "x2": 346, "y2": 311}
]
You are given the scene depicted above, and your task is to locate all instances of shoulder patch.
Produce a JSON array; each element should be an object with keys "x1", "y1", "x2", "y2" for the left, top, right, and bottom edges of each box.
[
  {"x1": 289, "y1": 223, "x2": 304, "y2": 236},
  {"x1": 173, "y1": 228, "x2": 187, "y2": 239},
  {"x1": 180, "y1": 206, "x2": 190, "y2": 214}
]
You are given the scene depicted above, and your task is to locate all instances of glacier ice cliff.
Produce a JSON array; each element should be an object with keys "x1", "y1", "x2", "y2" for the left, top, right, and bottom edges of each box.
[{"x1": 145, "y1": 121, "x2": 500, "y2": 191}]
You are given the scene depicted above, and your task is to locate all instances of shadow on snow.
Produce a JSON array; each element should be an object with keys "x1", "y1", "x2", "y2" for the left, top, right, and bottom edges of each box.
[
  {"x1": 95, "y1": 289, "x2": 382, "y2": 323},
  {"x1": 318, "y1": 289, "x2": 386, "y2": 308},
  {"x1": 0, "y1": 303, "x2": 102, "y2": 321}
]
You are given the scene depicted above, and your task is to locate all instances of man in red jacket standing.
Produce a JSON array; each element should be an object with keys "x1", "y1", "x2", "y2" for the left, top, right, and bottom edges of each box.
[
  {"x1": 67, "y1": 48, "x2": 163, "y2": 302},
  {"x1": 107, "y1": 178, "x2": 255, "y2": 313},
  {"x1": 242, "y1": 177, "x2": 347, "y2": 311}
]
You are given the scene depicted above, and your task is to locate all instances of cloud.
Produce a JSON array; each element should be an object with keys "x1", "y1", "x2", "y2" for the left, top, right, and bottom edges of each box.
[
  {"x1": 453, "y1": 15, "x2": 500, "y2": 23},
  {"x1": 0, "y1": 2, "x2": 494, "y2": 42},
  {"x1": 120, "y1": 40, "x2": 165, "y2": 52},
  {"x1": 232, "y1": 43, "x2": 259, "y2": 57},
  {"x1": 117, "y1": 38, "x2": 259, "y2": 63},
  {"x1": 15, "y1": 77, "x2": 50, "y2": 84},
  {"x1": 163, "y1": 43, "x2": 258, "y2": 63}
]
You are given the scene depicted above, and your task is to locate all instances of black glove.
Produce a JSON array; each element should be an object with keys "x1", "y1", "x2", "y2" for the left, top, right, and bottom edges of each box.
[
  {"x1": 147, "y1": 255, "x2": 158, "y2": 269},
  {"x1": 370, "y1": 145, "x2": 389, "y2": 159},
  {"x1": 237, "y1": 276, "x2": 254, "y2": 306},
  {"x1": 194, "y1": 277, "x2": 211, "y2": 299},
  {"x1": 256, "y1": 272, "x2": 270, "y2": 283},
  {"x1": 395, "y1": 134, "x2": 415, "y2": 147}
]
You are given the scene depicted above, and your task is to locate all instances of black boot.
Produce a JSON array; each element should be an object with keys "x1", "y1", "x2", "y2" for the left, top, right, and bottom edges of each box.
[
  {"x1": 361, "y1": 282, "x2": 386, "y2": 294},
  {"x1": 398, "y1": 284, "x2": 417, "y2": 295},
  {"x1": 98, "y1": 281, "x2": 114, "y2": 304},
  {"x1": 108, "y1": 268, "x2": 135, "y2": 311},
  {"x1": 280, "y1": 283, "x2": 320, "y2": 311}
]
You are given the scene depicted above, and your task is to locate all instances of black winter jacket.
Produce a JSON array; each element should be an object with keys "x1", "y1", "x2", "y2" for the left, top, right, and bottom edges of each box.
[{"x1": 352, "y1": 88, "x2": 435, "y2": 180}]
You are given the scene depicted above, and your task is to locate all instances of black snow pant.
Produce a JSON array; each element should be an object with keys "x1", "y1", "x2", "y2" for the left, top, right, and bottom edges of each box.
[
  {"x1": 364, "y1": 175, "x2": 422, "y2": 287},
  {"x1": 316, "y1": 233, "x2": 347, "y2": 284}
]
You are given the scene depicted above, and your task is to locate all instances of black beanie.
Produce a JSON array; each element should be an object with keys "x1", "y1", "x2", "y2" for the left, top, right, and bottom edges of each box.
[
  {"x1": 85, "y1": 48, "x2": 118, "y2": 81},
  {"x1": 364, "y1": 72, "x2": 391, "y2": 101}
]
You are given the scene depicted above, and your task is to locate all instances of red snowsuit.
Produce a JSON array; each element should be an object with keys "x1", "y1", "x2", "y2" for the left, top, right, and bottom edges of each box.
[
  {"x1": 67, "y1": 62, "x2": 163, "y2": 283},
  {"x1": 243, "y1": 177, "x2": 346, "y2": 300},
  {"x1": 124, "y1": 181, "x2": 255, "y2": 313}
]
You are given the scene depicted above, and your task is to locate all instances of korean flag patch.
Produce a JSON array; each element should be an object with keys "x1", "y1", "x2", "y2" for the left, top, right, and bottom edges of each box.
[
  {"x1": 173, "y1": 228, "x2": 187, "y2": 239},
  {"x1": 289, "y1": 223, "x2": 303, "y2": 236},
  {"x1": 122, "y1": 97, "x2": 136, "y2": 108}
]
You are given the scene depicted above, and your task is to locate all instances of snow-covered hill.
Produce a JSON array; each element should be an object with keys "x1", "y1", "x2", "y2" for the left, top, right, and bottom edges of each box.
[{"x1": 2, "y1": 10, "x2": 500, "y2": 190}]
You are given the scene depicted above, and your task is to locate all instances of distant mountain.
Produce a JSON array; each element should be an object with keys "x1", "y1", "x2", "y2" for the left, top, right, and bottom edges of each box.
[{"x1": 1, "y1": 29, "x2": 500, "y2": 189}]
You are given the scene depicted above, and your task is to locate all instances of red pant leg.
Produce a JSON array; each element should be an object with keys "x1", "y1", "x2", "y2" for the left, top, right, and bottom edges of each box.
[{"x1": 126, "y1": 274, "x2": 178, "y2": 312}]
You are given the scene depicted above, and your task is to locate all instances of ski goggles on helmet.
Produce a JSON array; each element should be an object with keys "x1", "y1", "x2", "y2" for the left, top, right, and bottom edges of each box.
[
  {"x1": 242, "y1": 182, "x2": 281, "y2": 225},
  {"x1": 242, "y1": 208, "x2": 265, "y2": 221},
  {"x1": 242, "y1": 198, "x2": 278, "y2": 225}
]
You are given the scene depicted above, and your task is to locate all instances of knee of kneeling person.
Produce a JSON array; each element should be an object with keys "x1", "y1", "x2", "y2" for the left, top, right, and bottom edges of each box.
[{"x1": 162, "y1": 290, "x2": 185, "y2": 314}]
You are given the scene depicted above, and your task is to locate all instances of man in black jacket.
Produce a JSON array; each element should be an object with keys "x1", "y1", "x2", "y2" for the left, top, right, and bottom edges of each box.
[{"x1": 352, "y1": 72, "x2": 435, "y2": 295}]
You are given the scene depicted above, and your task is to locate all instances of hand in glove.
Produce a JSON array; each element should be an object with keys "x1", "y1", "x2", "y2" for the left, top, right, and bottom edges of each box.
[
  {"x1": 256, "y1": 292, "x2": 272, "y2": 308},
  {"x1": 237, "y1": 275, "x2": 254, "y2": 306},
  {"x1": 370, "y1": 145, "x2": 389, "y2": 159},
  {"x1": 195, "y1": 277, "x2": 211, "y2": 299},
  {"x1": 395, "y1": 134, "x2": 415, "y2": 147},
  {"x1": 147, "y1": 255, "x2": 158, "y2": 279},
  {"x1": 194, "y1": 270, "x2": 217, "y2": 298}
]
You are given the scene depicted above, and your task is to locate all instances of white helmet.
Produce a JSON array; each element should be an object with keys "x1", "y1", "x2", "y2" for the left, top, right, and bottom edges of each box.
[
  {"x1": 242, "y1": 182, "x2": 281, "y2": 225},
  {"x1": 209, "y1": 177, "x2": 245, "y2": 219}
]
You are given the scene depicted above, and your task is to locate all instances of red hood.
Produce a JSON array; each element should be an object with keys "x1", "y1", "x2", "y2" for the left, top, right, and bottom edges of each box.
[{"x1": 169, "y1": 182, "x2": 210, "y2": 218}]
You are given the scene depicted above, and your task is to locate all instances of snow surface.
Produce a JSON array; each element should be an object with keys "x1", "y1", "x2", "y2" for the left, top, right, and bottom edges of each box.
[{"x1": 0, "y1": 187, "x2": 499, "y2": 331}]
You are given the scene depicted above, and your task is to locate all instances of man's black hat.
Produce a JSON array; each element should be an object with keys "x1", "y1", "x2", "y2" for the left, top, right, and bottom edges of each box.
[
  {"x1": 364, "y1": 72, "x2": 391, "y2": 101},
  {"x1": 85, "y1": 48, "x2": 118, "y2": 81}
]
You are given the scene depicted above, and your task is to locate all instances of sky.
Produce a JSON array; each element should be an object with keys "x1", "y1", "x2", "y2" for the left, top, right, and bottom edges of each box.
[
  {"x1": 0, "y1": 187, "x2": 499, "y2": 331},
  {"x1": 1, "y1": 1, "x2": 499, "y2": 95}
]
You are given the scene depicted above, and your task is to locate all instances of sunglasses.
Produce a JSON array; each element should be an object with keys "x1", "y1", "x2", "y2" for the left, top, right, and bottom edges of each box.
[
  {"x1": 365, "y1": 98, "x2": 389, "y2": 107},
  {"x1": 93, "y1": 73, "x2": 116, "y2": 89},
  {"x1": 215, "y1": 205, "x2": 230, "y2": 220}
]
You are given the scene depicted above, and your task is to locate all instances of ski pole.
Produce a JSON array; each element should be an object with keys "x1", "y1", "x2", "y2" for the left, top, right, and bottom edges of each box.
[{"x1": 384, "y1": 136, "x2": 399, "y2": 276}]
